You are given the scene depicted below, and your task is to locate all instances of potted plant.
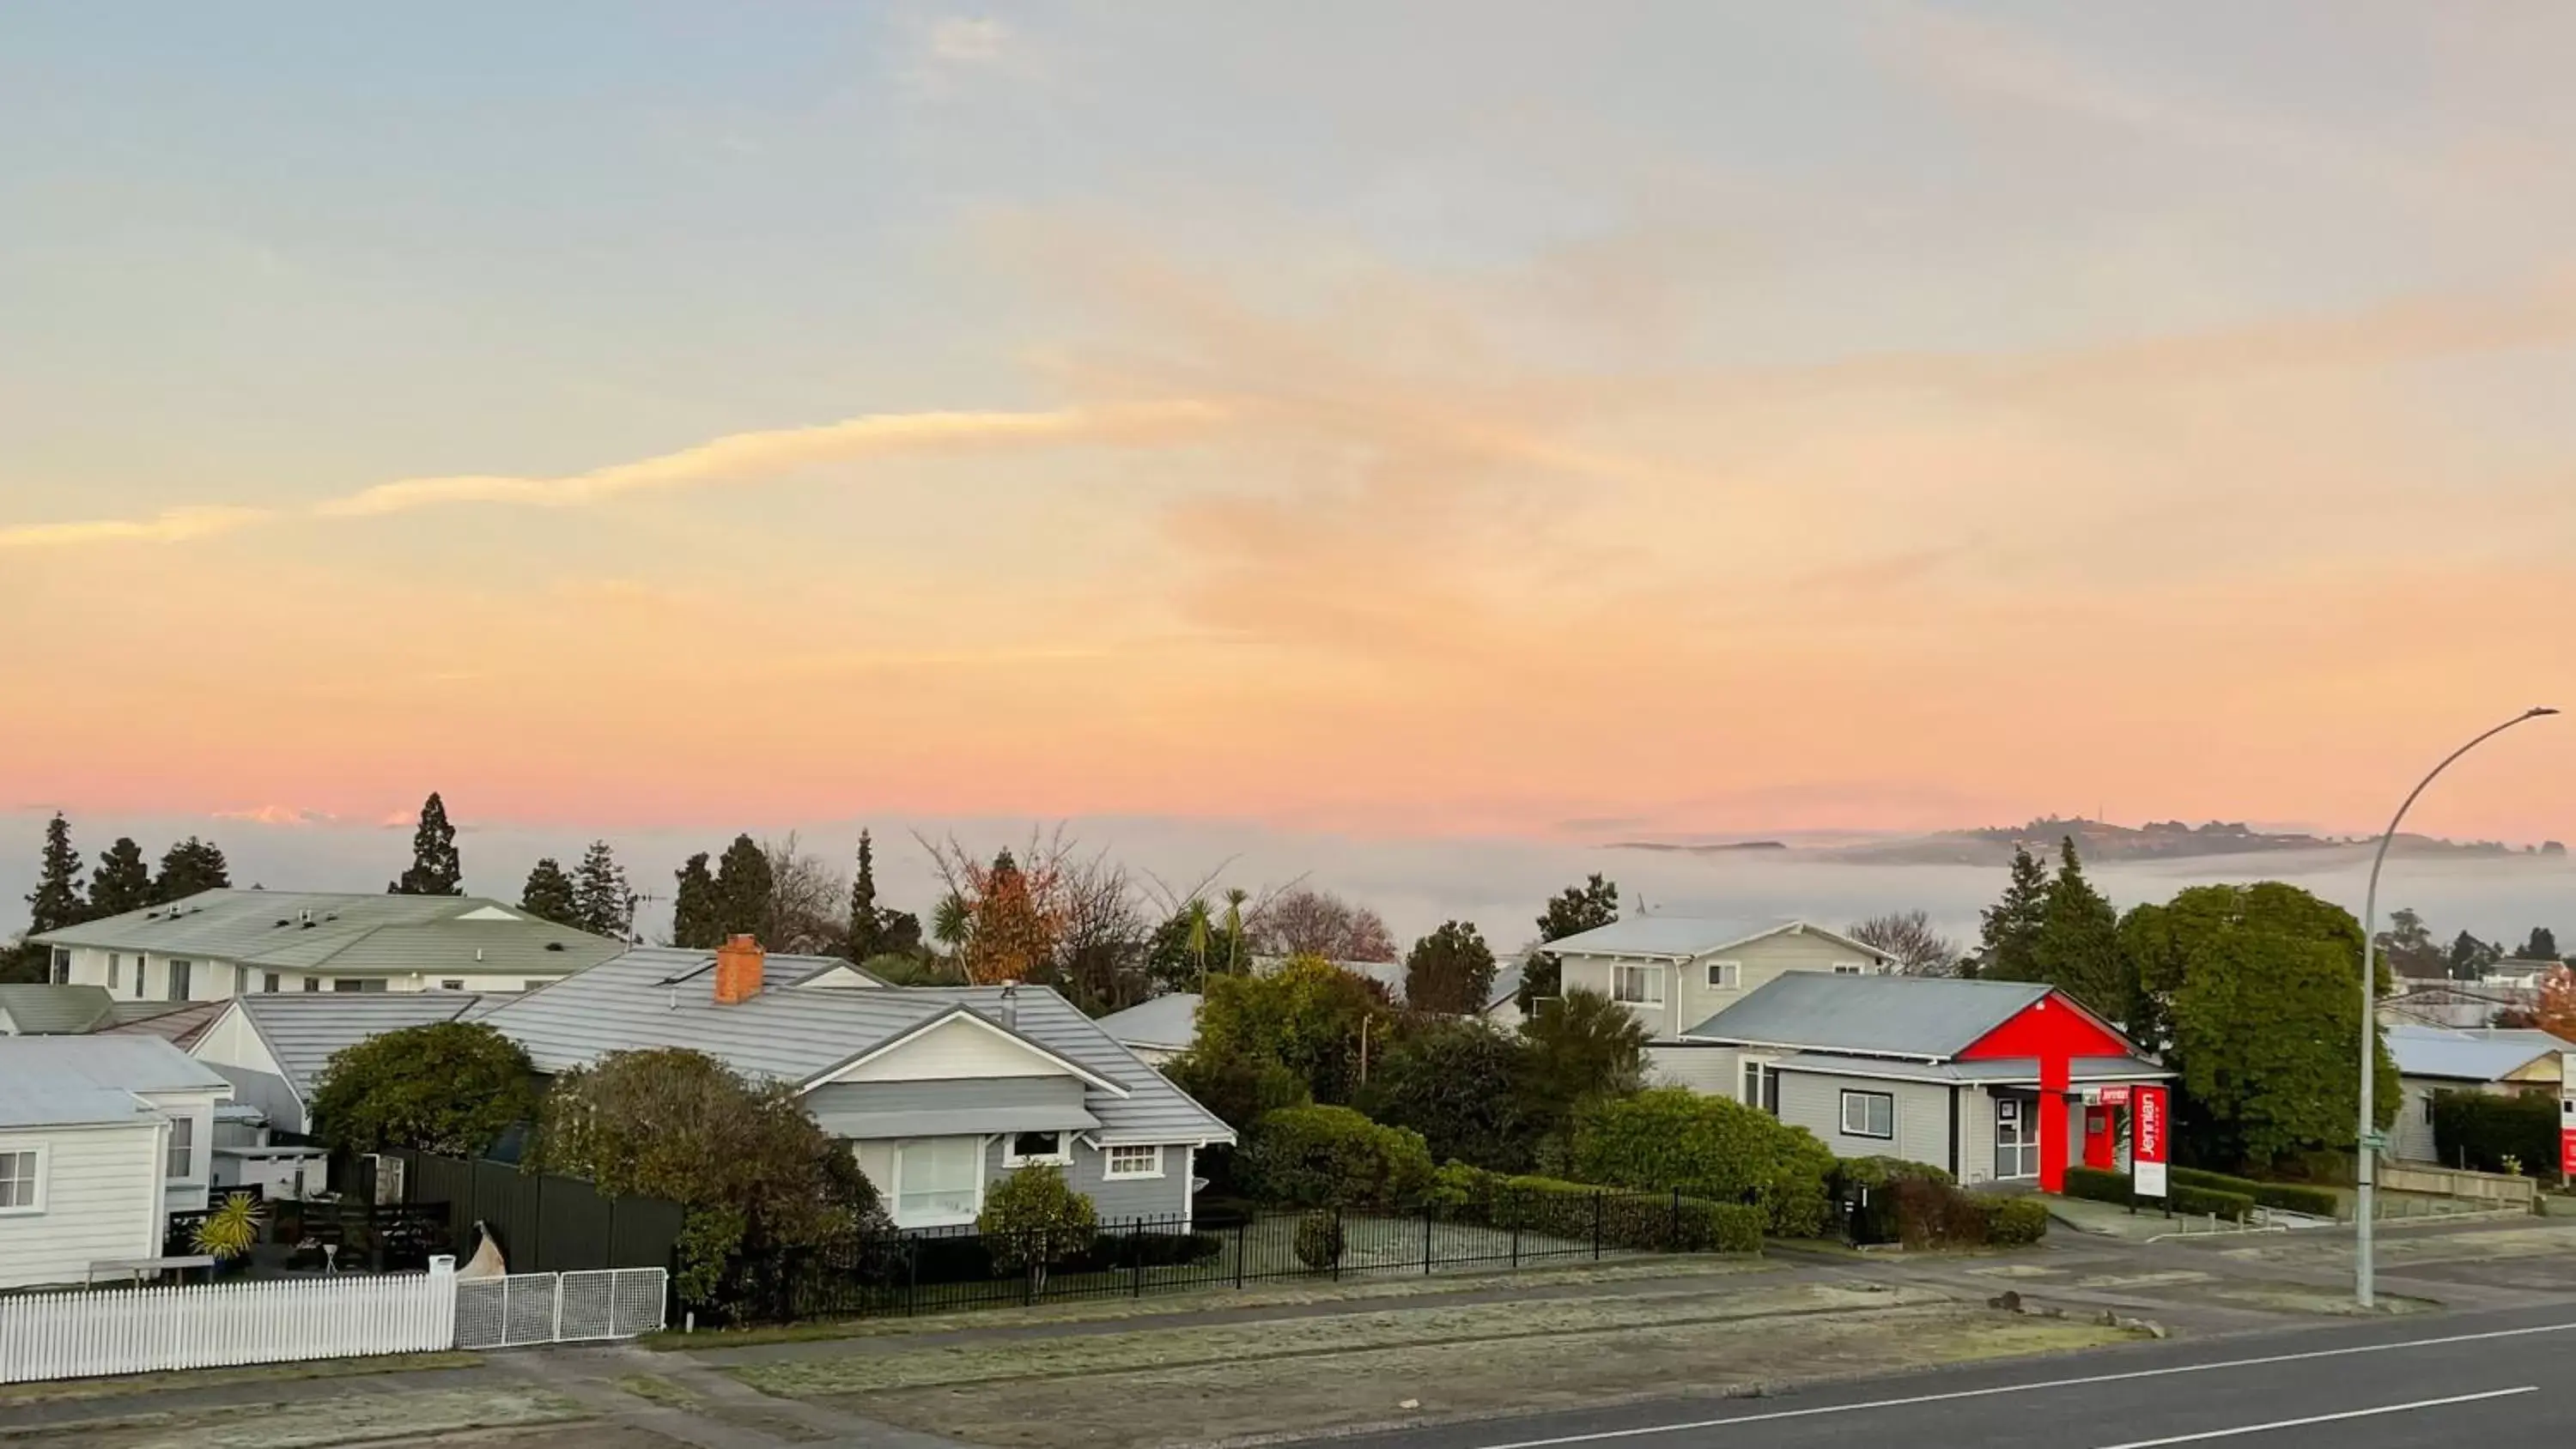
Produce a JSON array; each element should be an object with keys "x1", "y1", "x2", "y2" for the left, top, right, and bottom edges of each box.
[{"x1": 193, "y1": 1191, "x2": 269, "y2": 1276}]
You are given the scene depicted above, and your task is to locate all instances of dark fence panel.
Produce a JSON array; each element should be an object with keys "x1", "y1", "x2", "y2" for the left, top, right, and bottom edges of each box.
[{"x1": 382, "y1": 1149, "x2": 683, "y2": 1276}]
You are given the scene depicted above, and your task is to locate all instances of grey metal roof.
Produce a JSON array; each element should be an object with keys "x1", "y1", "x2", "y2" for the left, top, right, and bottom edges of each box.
[
  {"x1": 1768, "y1": 1051, "x2": 2175, "y2": 1086},
  {"x1": 1682, "y1": 973, "x2": 2056, "y2": 1058},
  {"x1": 1486, "y1": 961, "x2": 1525, "y2": 1011},
  {"x1": 29, "y1": 889, "x2": 622, "y2": 976},
  {"x1": 102, "y1": 999, "x2": 230, "y2": 1048},
  {"x1": 0, "y1": 985, "x2": 119, "y2": 1034},
  {"x1": 230, "y1": 992, "x2": 485, "y2": 1098},
  {"x1": 0, "y1": 1078, "x2": 156, "y2": 1129},
  {"x1": 1094, "y1": 993, "x2": 1201, "y2": 1052},
  {"x1": 2386, "y1": 1023, "x2": 2571, "y2": 1082},
  {"x1": 477, "y1": 948, "x2": 1233, "y2": 1146},
  {"x1": 0, "y1": 1034, "x2": 232, "y2": 1100}
]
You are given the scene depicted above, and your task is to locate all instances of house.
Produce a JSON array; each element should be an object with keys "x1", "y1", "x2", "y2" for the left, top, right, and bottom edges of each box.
[
  {"x1": 1095, "y1": 993, "x2": 1201, "y2": 1066},
  {"x1": 0, "y1": 1036, "x2": 233, "y2": 1288},
  {"x1": 1482, "y1": 960, "x2": 1527, "y2": 1028},
  {"x1": 474, "y1": 938, "x2": 1235, "y2": 1231},
  {"x1": 188, "y1": 991, "x2": 488, "y2": 1135},
  {"x1": 30, "y1": 888, "x2": 627, "y2": 1004},
  {"x1": 1535, "y1": 917, "x2": 1899, "y2": 1091},
  {"x1": 2384, "y1": 1023, "x2": 2571, "y2": 1164},
  {"x1": 1677, "y1": 973, "x2": 2174, "y2": 1191},
  {"x1": 210, "y1": 1102, "x2": 331, "y2": 1201},
  {"x1": 2382, "y1": 979, "x2": 2534, "y2": 1031}
]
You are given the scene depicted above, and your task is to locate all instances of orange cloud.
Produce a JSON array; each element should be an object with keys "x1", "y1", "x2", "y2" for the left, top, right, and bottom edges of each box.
[{"x1": 0, "y1": 506, "x2": 269, "y2": 552}]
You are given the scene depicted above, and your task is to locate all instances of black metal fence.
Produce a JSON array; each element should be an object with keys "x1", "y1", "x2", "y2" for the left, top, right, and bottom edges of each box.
[
  {"x1": 743, "y1": 1185, "x2": 1742, "y2": 1324},
  {"x1": 373, "y1": 1150, "x2": 686, "y2": 1276}
]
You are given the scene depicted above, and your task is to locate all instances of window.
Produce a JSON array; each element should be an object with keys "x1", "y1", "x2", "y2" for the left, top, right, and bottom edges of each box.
[
  {"x1": 1611, "y1": 964, "x2": 1663, "y2": 1006},
  {"x1": 1840, "y1": 1090, "x2": 1895, "y2": 1141},
  {"x1": 332, "y1": 979, "x2": 387, "y2": 993},
  {"x1": 894, "y1": 1138, "x2": 982, "y2": 1226},
  {"x1": 1104, "y1": 1144, "x2": 1163, "y2": 1179},
  {"x1": 233, "y1": 963, "x2": 248, "y2": 995},
  {"x1": 439, "y1": 979, "x2": 466, "y2": 991},
  {"x1": 2422, "y1": 1096, "x2": 2436, "y2": 1125},
  {"x1": 50, "y1": 947, "x2": 70, "y2": 984},
  {"x1": 1705, "y1": 961, "x2": 1741, "y2": 990},
  {"x1": 1831, "y1": 961, "x2": 1867, "y2": 976},
  {"x1": 167, "y1": 1117, "x2": 195, "y2": 1179},
  {"x1": 110, "y1": 955, "x2": 122, "y2": 991},
  {"x1": 302, "y1": 978, "x2": 321, "y2": 992},
  {"x1": 263, "y1": 973, "x2": 281, "y2": 993},
  {"x1": 0, "y1": 1149, "x2": 39, "y2": 1211},
  {"x1": 1003, "y1": 1131, "x2": 1070, "y2": 1167},
  {"x1": 167, "y1": 960, "x2": 191, "y2": 1001},
  {"x1": 1741, "y1": 1060, "x2": 1780, "y2": 1115},
  {"x1": 133, "y1": 956, "x2": 148, "y2": 999}
]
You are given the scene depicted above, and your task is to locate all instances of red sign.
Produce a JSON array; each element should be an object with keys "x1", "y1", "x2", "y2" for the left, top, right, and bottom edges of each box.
[
  {"x1": 2099, "y1": 1085, "x2": 2130, "y2": 1108},
  {"x1": 2133, "y1": 1085, "x2": 2170, "y2": 1197},
  {"x1": 2560, "y1": 1126, "x2": 2576, "y2": 1179}
]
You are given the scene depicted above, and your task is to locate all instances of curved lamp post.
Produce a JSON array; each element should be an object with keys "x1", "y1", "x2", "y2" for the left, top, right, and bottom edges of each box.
[{"x1": 2355, "y1": 706, "x2": 2558, "y2": 1308}]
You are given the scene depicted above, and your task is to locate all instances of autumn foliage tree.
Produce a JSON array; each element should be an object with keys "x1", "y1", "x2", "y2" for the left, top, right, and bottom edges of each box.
[
  {"x1": 922, "y1": 833, "x2": 1075, "y2": 986},
  {"x1": 2537, "y1": 965, "x2": 2576, "y2": 1041}
]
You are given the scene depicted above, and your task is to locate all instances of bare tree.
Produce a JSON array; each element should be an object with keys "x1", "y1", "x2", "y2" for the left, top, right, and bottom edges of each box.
[
  {"x1": 1849, "y1": 910, "x2": 1964, "y2": 976},
  {"x1": 1056, "y1": 852, "x2": 1151, "y2": 1015},
  {"x1": 1249, "y1": 886, "x2": 1398, "y2": 962},
  {"x1": 762, "y1": 832, "x2": 849, "y2": 956}
]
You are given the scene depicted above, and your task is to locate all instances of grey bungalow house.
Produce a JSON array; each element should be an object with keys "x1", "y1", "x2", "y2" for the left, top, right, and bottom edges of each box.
[{"x1": 474, "y1": 938, "x2": 1235, "y2": 1230}]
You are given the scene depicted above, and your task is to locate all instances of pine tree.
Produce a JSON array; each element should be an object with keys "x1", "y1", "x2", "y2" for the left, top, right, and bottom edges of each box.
[
  {"x1": 1524, "y1": 874, "x2": 1620, "y2": 1009},
  {"x1": 88, "y1": 837, "x2": 154, "y2": 919},
  {"x1": 519, "y1": 858, "x2": 580, "y2": 926},
  {"x1": 712, "y1": 834, "x2": 773, "y2": 942},
  {"x1": 1978, "y1": 844, "x2": 2051, "y2": 981},
  {"x1": 1402, "y1": 919, "x2": 1498, "y2": 1015},
  {"x1": 2028, "y1": 837, "x2": 2132, "y2": 1024},
  {"x1": 26, "y1": 813, "x2": 85, "y2": 933},
  {"x1": 671, "y1": 853, "x2": 720, "y2": 949},
  {"x1": 151, "y1": 837, "x2": 233, "y2": 903},
  {"x1": 389, "y1": 792, "x2": 465, "y2": 895},
  {"x1": 572, "y1": 841, "x2": 635, "y2": 941},
  {"x1": 846, "y1": 830, "x2": 885, "y2": 962}
]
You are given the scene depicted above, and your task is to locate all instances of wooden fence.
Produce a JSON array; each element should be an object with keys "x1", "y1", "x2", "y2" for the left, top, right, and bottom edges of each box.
[{"x1": 0, "y1": 1258, "x2": 456, "y2": 1385}]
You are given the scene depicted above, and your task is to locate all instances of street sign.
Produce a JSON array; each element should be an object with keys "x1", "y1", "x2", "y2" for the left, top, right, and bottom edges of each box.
[
  {"x1": 2358, "y1": 1130, "x2": 2389, "y2": 1152},
  {"x1": 2133, "y1": 1085, "x2": 2170, "y2": 1197},
  {"x1": 2099, "y1": 1085, "x2": 2131, "y2": 1108}
]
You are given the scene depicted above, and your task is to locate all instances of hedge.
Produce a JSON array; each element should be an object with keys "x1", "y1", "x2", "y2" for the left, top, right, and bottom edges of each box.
[
  {"x1": 905, "y1": 1229, "x2": 1222, "y2": 1285},
  {"x1": 1568, "y1": 1089, "x2": 1838, "y2": 1237},
  {"x1": 1242, "y1": 1105, "x2": 1435, "y2": 1210},
  {"x1": 2431, "y1": 1089, "x2": 2558, "y2": 1178},
  {"x1": 1982, "y1": 1196, "x2": 2050, "y2": 1246},
  {"x1": 2062, "y1": 1165, "x2": 2254, "y2": 1222},
  {"x1": 2170, "y1": 1167, "x2": 2338, "y2": 1219},
  {"x1": 1431, "y1": 1162, "x2": 1764, "y2": 1253}
]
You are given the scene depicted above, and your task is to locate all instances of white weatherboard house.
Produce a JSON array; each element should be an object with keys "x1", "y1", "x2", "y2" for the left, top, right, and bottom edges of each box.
[
  {"x1": 0, "y1": 1036, "x2": 233, "y2": 1289},
  {"x1": 475, "y1": 939, "x2": 1236, "y2": 1231},
  {"x1": 2384, "y1": 1023, "x2": 2572, "y2": 1164},
  {"x1": 31, "y1": 889, "x2": 627, "y2": 1003},
  {"x1": 1535, "y1": 917, "x2": 1899, "y2": 1090}
]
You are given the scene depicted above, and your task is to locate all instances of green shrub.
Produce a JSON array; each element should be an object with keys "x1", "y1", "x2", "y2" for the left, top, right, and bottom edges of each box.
[
  {"x1": 1833, "y1": 1155, "x2": 1954, "y2": 1191},
  {"x1": 1293, "y1": 1209, "x2": 1345, "y2": 1270},
  {"x1": 2061, "y1": 1165, "x2": 2251, "y2": 1223},
  {"x1": 1836, "y1": 1157, "x2": 1959, "y2": 1245},
  {"x1": 1431, "y1": 1164, "x2": 1761, "y2": 1253},
  {"x1": 1568, "y1": 1088, "x2": 1837, "y2": 1236},
  {"x1": 2432, "y1": 1090, "x2": 2558, "y2": 1179},
  {"x1": 2061, "y1": 1165, "x2": 2135, "y2": 1207},
  {"x1": 976, "y1": 1166, "x2": 1101, "y2": 1281},
  {"x1": 2170, "y1": 1184, "x2": 2255, "y2": 1222},
  {"x1": 1242, "y1": 1105, "x2": 1435, "y2": 1209},
  {"x1": 1979, "y1": 1196, "x2": 2050, "y2": 1245}
]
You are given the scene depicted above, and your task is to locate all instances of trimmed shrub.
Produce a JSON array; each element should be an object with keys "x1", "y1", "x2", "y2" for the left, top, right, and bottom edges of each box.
[
  {"x1": 1431, "y1": 1162, "x2": 1762, "y2": 1253},
  {"x1": 1568, "y1": 1088, "x2": 1837, "y2": 1237},
  {"x1": 1836, "y1": 1156, "x2": 1958, "y2": 1245},
  {"x1": 1243, "y1": 1106, "x2": 1435, "y2": 1210},
  {"x1": 976, "y1": 1167, "x2": 1100, "y2": 1282},
  {"x1": 2061, "y1": 1165, "x2": 2251, "y2": 1222},
  {"x1": 1293, "y1": 1209, "x2": 1345, "y2": 1270},
  {"x1": 2432, "y1": 1089, "x2": 2557, "y2": 1179},
  {"x1": 2171, "y1": 1184, "x2": 2256, "y2": 1222},
  {"x1": 1834, "y1": 1155, "x2": 1955, "y2": 1191},
  {"x1": 2062, "y1": 1165, "x2": 2136, "y2": 1207},
  {"x1": 2172, "y1": 1168, "x2": 2338, "y2": 1219},
  {"x1": 1980, "y1": 1196, "x2": 2050, "y2": 1246}
]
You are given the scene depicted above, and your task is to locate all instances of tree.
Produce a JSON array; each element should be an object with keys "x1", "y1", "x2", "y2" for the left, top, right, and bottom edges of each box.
[
  {"x1": 1978, "y1": 845, "x2": 2050, "y2": 982},
  {"x1": 2518, "y1": 927, "x2": 2561, "y2": 962},
  {"x1": 1402, "y1": 920, "x2": 1498, "y2": 1016},
  {"x1": 308, "y1": 1022, "x2": 537, "y2": 1157},
  {"x1": 572, "y1": 840, "x2": 636, "y2": 940},
  {"x1": 1848, "y1": 909, "x2": 1962, "y2": 977},
  {"x1": 671, "y1": 853, "x2": 721, "y2": 949},
  {"x1": 846, "y1": 831, "x2": 886, "y2": 962},
  {"x1": 1522, "y1": 874, "x2": 1620, "y2": 1007},
  {"x1": 713, "y1": 834, "x2": 775, "y2": 942},
  {"x1": 1163, "y1": 1046, "x2": 1311, "y2": 1132},
  {"x1": 931, "y1": 892, "x2": 970, "y2": 955},
  {"x1": 1359, "y1": 1018, "x2": 1533, "y2": 1171},
  {"x1": 976, "y1": 1165, "x2": 1098, "y2": 1291},
  {"x1": 1054, "y1": 854, "x2": 1151, "y2": 1014},
  {"x1": 151, "y1": 837, "x2": 232, "y2": 903},
  {"x1": 25, "y1": 813, "x2": 85, "y2": 935},
  {"x1": 2448, "y1": 931, "x2": 2500, "y2": 980},
  {"x1": 758, "y1": 833, "x2": 844, "y2": 954},
  {"x1": 88, "y1": 837, "x2": 154, "y2": 920},
  {"x1": 920, "y1": 833, "x2": 1072, "y2": 986},
  {"x1": 519, "y1": 858, "x2": 580, "y2": 927},
  {"x1": 2537, "y1": 966, "x2": 2576, "y2": 1042},
  {"x1": 2378, "y1": 907, "x2": 2445, "y2": 979},
  {"x1": 389, "y1": 792, "x2": 464, "y2": 895},
  {"x1": 530, "y1": 1047, "x2": 888, "y2": 1309},
  {"x1": 2028, "y1": 839, "x2": 2133, "y2": 1024},
  {"x1": 1251, "y1": 888, "x2": 1398, "y2": 962},
  {"x1": 1518, "y1": 988, "x2": 1651, "y2": 1142},
  {"x1": 2121, "y1": 882, "x2": 2398, "y2": 1169},
  {"x1": 1194, "y1": 953, "x2": 1394, "y2": 1105}
]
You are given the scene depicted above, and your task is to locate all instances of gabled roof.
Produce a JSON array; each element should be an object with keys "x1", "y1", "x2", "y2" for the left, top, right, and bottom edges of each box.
[
  {"x1": 477, "y1": 947, "x2": 1232, "y2": 1146},
  {"x1": 102, "y1": 999, "x2": 231, "y2": 1049},
  {"x1": 0, "y1": 984, "x2": 119, "y2": 1034},
  {"x1": 1681, "y1": 973, "x2": 2058, "y2": 1059},
  {"x1": 809, "y1": 1003, "x2": 1134, "y2": 1097},
  {"x1": 1536, "y1": 916, "x2": 1895, "y2": 964},
  {"x1": 1766, "y1": 1051, "x2": 2176, "y2": 1086},
  {"x1": 28, "y1": 889, "x2": 623, "y2": 976},
  {"x1": 1095, "y1": 993, "x2": 1201, "y2": 1052},
  {"x1": 2, "y1": 1034, "x2": 232, "y2": 1095},
  {"x1": 219, "y1": 991, "x2": 485, "y2": 1100},
  {"x1": 2385, "y1": 1023, "x2": 2572, "y2": 1082}
]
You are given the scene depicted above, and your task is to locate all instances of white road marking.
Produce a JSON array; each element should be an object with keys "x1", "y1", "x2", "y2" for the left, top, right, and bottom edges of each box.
[
  {"x1": 2092, "y1": 1385, "x2": 2536, "y2": 1447},
  {"x1": 1461, "y1": 1319, "x2": 2576, "y2": 1449}
]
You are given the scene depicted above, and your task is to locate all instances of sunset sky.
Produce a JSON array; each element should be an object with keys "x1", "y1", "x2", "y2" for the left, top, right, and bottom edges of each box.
[{"x1": 6, "y1": 3, "x2": 2573, "y2": 846}]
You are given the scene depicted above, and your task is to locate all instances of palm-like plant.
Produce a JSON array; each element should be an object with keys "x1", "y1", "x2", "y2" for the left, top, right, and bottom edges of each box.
[
  {"x1": 192, "y1": 1191, "x2": 268, "y2": 1263},
  {"x1": 1223, "y1": 888, "x2": 1251, "y2": 975},
  {"x1": 1185, "y1": 900, "x2": 1213, "y2": 989},
  {"x1": 932, "y1": 892, "x2": 971, "y2": 955}
]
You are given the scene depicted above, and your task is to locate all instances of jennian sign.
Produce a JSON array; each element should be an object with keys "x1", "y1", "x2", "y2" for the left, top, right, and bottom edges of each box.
[{"x1": 2133, "y1": 1084, "x2": 2170, "y2": 1197}]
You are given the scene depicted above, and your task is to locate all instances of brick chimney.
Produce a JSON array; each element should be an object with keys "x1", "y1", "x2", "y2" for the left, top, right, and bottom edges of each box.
[{"x1": 714, "y1": 934, "x2": 766, "y2": 1005}]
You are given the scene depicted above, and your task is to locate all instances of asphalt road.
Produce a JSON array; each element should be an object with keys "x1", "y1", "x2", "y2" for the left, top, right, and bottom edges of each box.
[{"x1": 1312, "y1": 1302, "x2": 2576, "y2": 1449}]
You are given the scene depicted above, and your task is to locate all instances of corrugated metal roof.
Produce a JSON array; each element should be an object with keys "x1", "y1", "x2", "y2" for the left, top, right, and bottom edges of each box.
[
  {"x1": 263, "y1": 921, "x2": 624, "y2": 979},
  {"x1": 1682, "y1": 973, "x2": 2054, "y2": 1058},
  {"x1": 0, "y1": 1034, "x2": 232, "y2": 1096},
  {"x1": 0, "y1": 1079, "x2": 156, "y2": 1129},
  {"x1": 102, "y1": 999, "x2": 230, "y2": 1048},
  {"x1": 1095, "y1": 993, "x2": 1200, "y2": 1051},
  {"x1": 29, "y1": 889, "x2": 623, "y2": 976},
  {"x1": 477, "y1": 948, "x2": 1232, "y2": 1146},
  {"x1": 0, "y1": 985, "x2": 119, "y2": 1034},
  {"x1": 233, "y1": 992, "x2": 484, "y2": 1096},
  {"x1": 2386, "y1": 1023, "x2": 2571, "y2": 1082},
  {"x1": 1767, "y1": 1051, "x2": 2174, "y2": 1085}
]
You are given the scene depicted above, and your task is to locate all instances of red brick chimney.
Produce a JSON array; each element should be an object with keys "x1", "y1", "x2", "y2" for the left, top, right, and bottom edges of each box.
[{"x1": 714, "y1": 935, "x2": 766, "y2": 1005}]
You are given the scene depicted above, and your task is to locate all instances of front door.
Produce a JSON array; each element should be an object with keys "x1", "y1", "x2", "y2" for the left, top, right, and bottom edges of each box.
[{"x1": 1995, "y1": 1094, "x2": 2040, "y2": 1180}]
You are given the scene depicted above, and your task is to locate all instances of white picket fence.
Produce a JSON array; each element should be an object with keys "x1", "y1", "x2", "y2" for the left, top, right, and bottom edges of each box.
[
  {"x1": 453, "y1": 1269, "x2": 668, "y2": 1349},
  {"x1": 0, "y1": 1259, "x2": 458, "y2": 1385}
]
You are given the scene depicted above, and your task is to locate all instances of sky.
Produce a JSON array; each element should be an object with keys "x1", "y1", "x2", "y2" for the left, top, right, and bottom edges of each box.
[{"x1": 5, "y1": 2, "x2": 2574, "y2": 853}]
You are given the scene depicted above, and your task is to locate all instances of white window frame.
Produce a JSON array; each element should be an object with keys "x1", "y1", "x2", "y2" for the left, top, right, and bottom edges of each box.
[
  {"x1": 1740, "y1": 1058, "x2": 1778, "y2": 1114},
  {"x1": 49, "y1": 947, "x2": 70, "y2": 984},
  {"x1": 1103, "y1": 1144, "x2": 1164, "y2": 1180},
  {"x1": 167, "y1": 1116, "x2": 196, "y2": 1180},
  {"x1": 439, "y1": 979, "x2": 466, "y2": 991},
  {"x1": 133, "y1": 955, "x2": 148, "y2": 999},
  {"x1": 1002, "y1": 1130, "x2": 1072, "y2": 1168},
  {"x1": 264, "y1": 972, "x2": 281, "y2": 993},
  {"x1": 1704, "y1": 960, "x2": 1742, "y2": 990},
  {"x1": 110, "y1": 954, "x2": 122, "y2": 991},
  {"x1": 168, "y1": 960, "x2": 192, "y2": 1002},
  {"x1": 1831, "y1": 961, "x2": 1868, "y2": 976},
  {"x1": 0, "y1": 1144, "x2": 44, "y2": 1215},
  {"x1": 1611, "y1": 963, "x2": 1665, "y2": 1006},
  {"x1": 1840, "y1": 1089, "x2": 1896, "y2": 1141},
  {"x1": 891, "y1": 1137, "x2": 986, "y2": 1228}
]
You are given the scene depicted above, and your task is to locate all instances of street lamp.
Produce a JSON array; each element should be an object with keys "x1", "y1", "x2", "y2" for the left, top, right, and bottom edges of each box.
[{"x1": 2355, "y1": 706, "x2": 2558, "y2": 1308}]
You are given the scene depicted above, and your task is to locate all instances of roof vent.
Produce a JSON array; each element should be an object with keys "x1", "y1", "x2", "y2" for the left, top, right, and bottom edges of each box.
[
  {"x1": 301, "y1": 920, "x2": 318, "y2": 930},
  {"x1": 544, "y1": 941, "x2": 566, "y2": 952},
  {"x1": 999, "y1": 982, "x2": 1019, "y2": 1033},
  {"x1": 324, "y1": 912, "x2": 338, "y2": 922},
  {"x1": 275, "y1": 919, "x2": 291, "y2": 928}
]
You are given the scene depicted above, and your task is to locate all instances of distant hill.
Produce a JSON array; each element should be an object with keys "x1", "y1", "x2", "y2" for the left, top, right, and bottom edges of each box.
[{"x1": 1613, "y1": 818, "x2": 2564, "y2": 868}]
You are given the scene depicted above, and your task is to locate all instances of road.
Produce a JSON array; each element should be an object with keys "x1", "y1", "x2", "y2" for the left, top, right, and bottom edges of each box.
[{"x1": 1312, "y1": 1302, "x2": 2576, "y2": 1449}]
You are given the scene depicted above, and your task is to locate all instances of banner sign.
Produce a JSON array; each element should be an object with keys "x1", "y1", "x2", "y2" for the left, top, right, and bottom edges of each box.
[
  {"x1": 2099, "y1": 1085, "x2": 2131, "y2": 1108},
  {"x1": 2132, "y1": 1085, "x2": 2170, "y2": 1197}
]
